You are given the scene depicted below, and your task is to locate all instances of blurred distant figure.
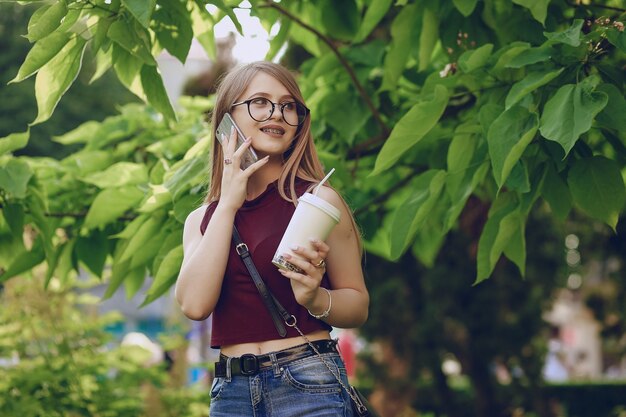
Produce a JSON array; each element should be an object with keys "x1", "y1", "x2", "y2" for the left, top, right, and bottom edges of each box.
[{"x1": 543, "y1": 327, "x2": 569, "y2": 382}]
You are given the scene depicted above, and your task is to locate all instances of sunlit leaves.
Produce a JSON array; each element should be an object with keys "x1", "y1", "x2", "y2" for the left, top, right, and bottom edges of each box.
[
  {"x1": 153, "y1": 0, "x2": 193, "y2": 63},
  {"x1": 140, "y1": 65, "x2": 176, "y2": 121},
  {"x1": 122, "y1": 0, "x2": 156, "y2": 28},
  {"x1": 458, "y1": 44, "x2": 493, "y2": 73},
  {"x1": 505, "y1": 68, "x2": 563, "y2": 109},
  {"x1": 11, "y1": 30, "x2": 70, "y2": 83},
  {"x1": 0, "y1": 159, "x2": 33, "y2": 199},
  {"x1": 568, "y1": 157, "x2": 625, "y2": 231},
  {"x1": 83, "y1": 186, "x2": 145, "y2": 229},
  {"x1": 372, "y1": 85, "x2": 449, "y2": 175},
  {"x1": 32, "y1": 37, "x2": 87, "y2": 125},
  {"x1": 26, "y1": 1, "x2": 67, "y2": 42},
  {"x1": 539, "y1": 77, "x2": 608, "y2": 156},
  {"x1": 0, "y1": 131, "x2": 29, "y2": 155}
]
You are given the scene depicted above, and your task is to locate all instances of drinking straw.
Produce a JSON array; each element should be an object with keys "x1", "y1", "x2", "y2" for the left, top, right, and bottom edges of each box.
[{"x1": 313, "y1": 168, "x2": 335, "y2": 195}]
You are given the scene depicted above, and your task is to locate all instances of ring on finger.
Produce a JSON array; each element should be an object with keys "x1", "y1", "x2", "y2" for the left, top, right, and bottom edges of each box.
[
  {"x1": 314, "y1": 259, "x2": 326, "y2": 269},
  {"x1": 224, "y1": 158, "x2": 233, "y2": 165}
]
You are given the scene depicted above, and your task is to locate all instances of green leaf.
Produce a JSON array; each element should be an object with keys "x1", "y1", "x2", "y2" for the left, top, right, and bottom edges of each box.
[
  {"x1": 112, "y1": 45, "x2": 145, "y2": 99},
  {"x1": 32, "y1": 37, "x2": 87, "y2": 125},
  {"x1": 606, "y1": 28, "x2": 626, "y2": 54},
  {"x1": 505, "y1": 68, "x2": 564, "y2": 110},
  {"x1": 320, "y1": 0, "x2": 359, "y2": 41},
  {"x1": 104, "y1": 258, "x2": 130, "y2": 299},
  {"x1": 212, "y1": 0, "x2": 243, "y2": 35},
  {"x1": 372, "y1": 85, "x2": 449, "y2": 175},
  {"x1": 381, "y1": 3, "x2": 419, "y2": 90},
  {"x1": 541, "y1": 164, "x2": 571, "y2": 220},
  {"x1": 140, "y1": 65, "x2": 177, "y2": 121},
  {"x1": 76, "y1": 230, "x2": 109, "y2": 277},
  {"x1": 568, "y1": 156, "x2": 625, "y2": 231},
  {"x1": 173, "y1": 193, "x2": 203, "y2": 224},
  {"x1": 142, "y1": 245, "x2": 183, "y2": 306},
  {"x1": 26, "y1": 2, "x2": 67, "y2": 42},
  {"x1": 190, "y1": 2, "x2": 216, "y2": 60},
  {"x1": 0, "y1": 131, "x2": 29, "y2": 155},
  {"x1": 152, "y1": 228, "x2": 183, "y2": 274},
  {"x1": 129, "y1": 226, "x2": 168, "y2": 270},
  {"x1": 123, "y1": 266, "x2": 147, "y2": 299},
  {"x1": 446, "y1": 123, "x2": 481, "y2": 197},
  {"x1": 389, "y1": 170, "x2": 446, "y2": 259},
  {"x1": 512, "y1": 0, "x2": 549, "y2": 25},
  {"x1": 107, "y1": 20, "x2": 156, "y2": 65},
  {"x1": 319, "y1": 90, "x2": 370, "y2": 145},
  {"x1": 354, "y1": 0, "x2": 393, "y2": 42},
  {"x1": 83, "y1": 186, "x2": 145, "y2": 229},
  {"x1": 2, "y1": 202, "x2": 24, "y2": 238},
  {"x1": 506, "y1": 45, "x2": 552, "y2": 68},
  {"x1": 164, "y1": 157, "x2": 207, "y2": 199},
  {"x1": 544, "y1": 19, "x2": 584, "y2": 47},
  {"x1": 138, "y1": 185, "x2": 172, "y2": 213},
  {"x1": 153, "y1": 0, "x2": 193, "y2": 63},
  {"x1": 82, "y1": 162, "x2": 149, "y2": 188},
  {"x1": 53, "y1": 121, "x2": 100, "y2": 145},
  {"x1": 418, "y1": 5, "x2": 439, "y2": 71},
  {"x1": 452, "y1": 0, "x2": 478, "y2": 16},
  {"x1": 595, "y1": 84, "x2": 626, "y2": 132},
  {"x1": 475, "y1": 193, "x2": 520, "y2": 284},
  {"x1": 502, "y1": 214, "x2": 526, "y2": 276},
  {"x1": 0, "y1": 238, "x2": 45, "y2": 283},
  {"x1": 122, "y1": 0, "x2": 156, "y2": 28},
  {"x1": 488, "y1": 106, "x2": 539, "y2": 188},
  {"x1": 11, "y1": 30, "x2": 71, "y2": 83},
  {"x1": 119, "y1": 212, "x2": 165, "y2": 262},
  {"x1": 539, "y1": 78, "x2": 608, "y2": 156},
  {"x1": 0, "y1": 159, "x2": 33, "y2": 199},
  {"x1": 89, "y1": 49, "x2": 113, "y2": 84},
  {"x1": 458, "y1": 44, "x2": 494, "y2": 73}
]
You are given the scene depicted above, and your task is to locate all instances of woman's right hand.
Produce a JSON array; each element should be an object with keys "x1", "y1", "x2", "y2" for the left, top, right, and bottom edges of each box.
[{"x1": 218, "y1": 127, "x2": 269, "y2": 211}]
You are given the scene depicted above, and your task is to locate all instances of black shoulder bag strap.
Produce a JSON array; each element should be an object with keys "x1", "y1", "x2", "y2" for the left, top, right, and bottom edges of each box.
[
  {"x1": 231, "y1": 225, "x2": 377, "y2": 417},
  {"x1": 232, "y1": 225, "x2": 291, "y2": 337}
]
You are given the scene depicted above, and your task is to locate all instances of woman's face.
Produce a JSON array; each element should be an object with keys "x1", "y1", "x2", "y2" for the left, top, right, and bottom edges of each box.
[{"x1": 230, "y1": 72, "x2": 299, "y2": 158}]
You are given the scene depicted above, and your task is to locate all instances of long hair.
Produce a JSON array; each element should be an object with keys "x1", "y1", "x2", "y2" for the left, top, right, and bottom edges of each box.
[
  {"x1": 206, "y1": 61, "x2": 324, "y2": 204},
  {"x1": 205, "y1": 62, "x2": 362, "y2": 252}
]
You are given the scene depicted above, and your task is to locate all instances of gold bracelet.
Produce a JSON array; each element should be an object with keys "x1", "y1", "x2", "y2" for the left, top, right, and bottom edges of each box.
[{"x1": 308, "y1": 287, "x2": 332, "y2": 319}]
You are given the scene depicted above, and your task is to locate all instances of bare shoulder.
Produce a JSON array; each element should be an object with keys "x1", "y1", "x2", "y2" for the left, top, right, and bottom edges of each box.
[
  {"x1": 183, "y1": 204, "x2": 208, "y2": 234},
  {"x1": 314, "y1": 185, "x2": 345, "y2": 210}
]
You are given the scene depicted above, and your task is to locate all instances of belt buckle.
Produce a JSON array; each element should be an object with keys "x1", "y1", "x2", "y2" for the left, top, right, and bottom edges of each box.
[{"x1": 239, "y1": 353, "x2": 259, "y2": 376}]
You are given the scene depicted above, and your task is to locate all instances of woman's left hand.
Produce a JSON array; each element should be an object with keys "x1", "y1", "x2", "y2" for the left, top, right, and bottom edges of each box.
[{"x1": 277, "y1": 239, "x2": 330, "y2": 309}]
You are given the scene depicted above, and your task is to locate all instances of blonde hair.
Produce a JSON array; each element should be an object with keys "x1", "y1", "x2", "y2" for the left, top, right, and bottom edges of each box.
[{"x1": 206, "y1": 61, "x2": 324, "y2": 204}]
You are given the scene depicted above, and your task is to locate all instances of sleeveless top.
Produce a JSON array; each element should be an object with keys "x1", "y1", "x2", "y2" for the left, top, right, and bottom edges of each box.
[{"x1": 200, "y1": 179, "x2": 332, "y2": 348}]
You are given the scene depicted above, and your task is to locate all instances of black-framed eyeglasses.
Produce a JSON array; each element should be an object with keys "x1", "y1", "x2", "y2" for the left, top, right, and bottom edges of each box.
[{"x1": 232, "y1": 97, "x2": 310, "y2": 127}]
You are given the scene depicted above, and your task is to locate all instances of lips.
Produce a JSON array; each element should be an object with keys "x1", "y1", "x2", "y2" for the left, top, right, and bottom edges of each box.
[{"x1": 260, "y1": 124, "x2": 285, "y2": 135}]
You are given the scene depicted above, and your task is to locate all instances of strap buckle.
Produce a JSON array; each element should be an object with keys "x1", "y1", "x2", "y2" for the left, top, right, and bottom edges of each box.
[
  {"x1": 239, "y1": 353, "x2": 259, "y2": 376},
  {"x1": 235, "y1": 243, "x2": 248, "y2": 256}
]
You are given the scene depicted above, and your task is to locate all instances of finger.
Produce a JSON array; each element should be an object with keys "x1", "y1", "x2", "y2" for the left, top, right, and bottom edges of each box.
[
  {"x1": 309, "y1": 238, "x2": 330, "y2": 258},
  {"x1": 242, "y1": 155, "x2": 270, "y2": 175},
  {"x1": 227, "y1": 126, "x2": 238, "y2": 155},
  {"x1": 290, "y1": 244, "x2": 321, "y2": 263},
  {"x1": 233, "y1": 136, "x2": 253, "y2": 160},
  {"x1": 282, "y1": 253, "x2": 318, "y2": 277},
  {"x1": 277, "y1": 268, "x2": 316, "y2": 286}
]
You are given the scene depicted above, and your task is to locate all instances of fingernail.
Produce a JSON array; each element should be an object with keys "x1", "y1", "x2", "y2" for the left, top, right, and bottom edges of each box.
[
  {"x1": 278, "y1": 269, "x2": 287, "y2": 274},
  {"x1": 309, "y1": 238, "x2": 319, "y2": 243},
  {"x1": 283, "y1": 253, "x2": 292, "y2": 259},
  {"x1": 290, "y1": 245, "x2": 299, "y2": 251},
  {"x1": 230, "y1": 126, "x2": 235, "y2": 135},
  {"x1": 245, "y1": 137, "x2": 252, "y2": 142}
]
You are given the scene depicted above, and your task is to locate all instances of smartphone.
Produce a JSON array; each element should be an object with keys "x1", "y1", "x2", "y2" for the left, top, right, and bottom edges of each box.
[{"x1": 216, "y1": 113, "x2": 259, "y2": 170}]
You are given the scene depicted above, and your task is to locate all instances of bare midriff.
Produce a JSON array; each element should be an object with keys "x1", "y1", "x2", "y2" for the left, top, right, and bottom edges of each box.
[{"x1": 220, "y1": 329, "x2": 331, "y2": 356}]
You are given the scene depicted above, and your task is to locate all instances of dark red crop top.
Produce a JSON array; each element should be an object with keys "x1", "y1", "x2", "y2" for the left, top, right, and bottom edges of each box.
[{"x1": 200, "y1": 179, "x2": 332, "y2": 348}]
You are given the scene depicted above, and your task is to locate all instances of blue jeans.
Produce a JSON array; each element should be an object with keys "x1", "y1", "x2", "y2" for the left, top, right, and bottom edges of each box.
[{"x1": 209, "y1": 351, "x2": 353, "y2": 416}]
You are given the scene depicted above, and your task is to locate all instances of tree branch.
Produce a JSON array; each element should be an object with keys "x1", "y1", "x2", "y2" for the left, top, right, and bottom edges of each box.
[{"x1": 262, "y1": 2, "x2": 390, "y2": 136}]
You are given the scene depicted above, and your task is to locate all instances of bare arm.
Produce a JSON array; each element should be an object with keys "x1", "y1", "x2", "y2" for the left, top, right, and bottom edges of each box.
[
  {"x1": 277, "y1": 186, "x2": 369, "y2": 328},
  {"x1": 175, "y1": 129, "x2": 269, "y2": 320}
]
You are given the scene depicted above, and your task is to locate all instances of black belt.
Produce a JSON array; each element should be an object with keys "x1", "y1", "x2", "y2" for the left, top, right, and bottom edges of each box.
[{"x1": 214, "y1": 339, "x2": 338, "y2": 378}]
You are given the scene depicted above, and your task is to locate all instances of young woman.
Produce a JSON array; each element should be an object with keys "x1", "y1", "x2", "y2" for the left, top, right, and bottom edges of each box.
[{"x1": 175, "y1": 61, "x2": 369, "y2": 416}]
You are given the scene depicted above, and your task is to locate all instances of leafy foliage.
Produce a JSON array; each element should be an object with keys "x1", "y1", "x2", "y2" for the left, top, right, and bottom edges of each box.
[
  {"x1": 1, "y1": 0, "x2": 625, "y2": 297},
  {"x1": 0, "y1": 275, "x2": 210, "y2": 416}
]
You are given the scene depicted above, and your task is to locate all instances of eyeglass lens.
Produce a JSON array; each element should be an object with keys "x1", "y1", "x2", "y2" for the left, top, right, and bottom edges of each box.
[{"x1": 248, "y1": 98, "x2": 307, "y2": 126}]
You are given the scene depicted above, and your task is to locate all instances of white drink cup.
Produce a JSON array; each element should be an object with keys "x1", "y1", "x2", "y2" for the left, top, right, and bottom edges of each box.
[{"x1": 272, "y1": 192, "x2": 341, "y2": 273}]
